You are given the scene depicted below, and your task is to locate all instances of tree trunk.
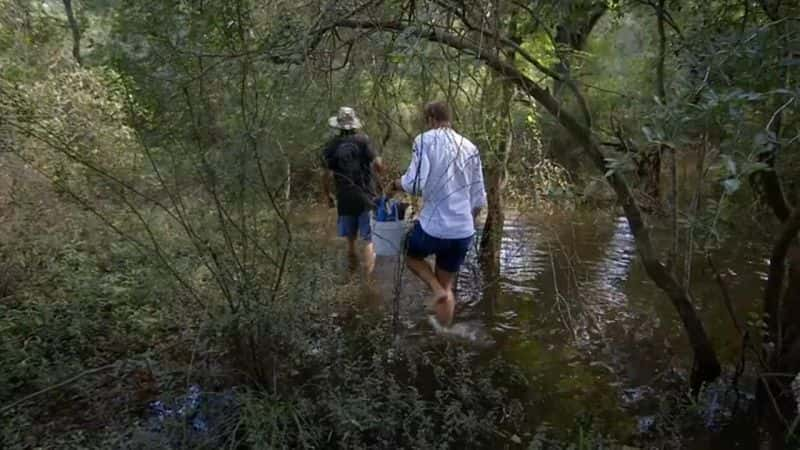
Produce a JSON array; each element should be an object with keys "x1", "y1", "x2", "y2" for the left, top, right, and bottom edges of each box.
[
  {"x1": 761, "y1": 245, "x2": 800, "y2": 450},
  {"x1": 62, "y1": 0, "x2": 82, "y2": 65},
  {"x1": 775, "y1": 247, "x2": 800, "y2": 448},
  {"x1": 751, "y1": 7, "x2": 799, "y2": 446},
  {"x1": 639, "y1": 147, "x2": 661, "y2": 200},
  {"x1": 479, "y1": 6, "x2": 515, "y2": 278},
  {"x1": 637, "y1": 0, "x2": 668, "y2": 203},
  {"x1": 760, "y1": 210, "x2": 800, "y2": 450},
  {"x1": 480, "y1": 128, "x2": 511, "y2": 275},
  {"x1": 546, "y1": 3, "x2": 606, "y2": 176},
  {"x1": 552, "y1": 2, "x2": 607, "y2": 98},
  {"x1": 749, "y1": 0, "x2": 794, "y2": 223}
]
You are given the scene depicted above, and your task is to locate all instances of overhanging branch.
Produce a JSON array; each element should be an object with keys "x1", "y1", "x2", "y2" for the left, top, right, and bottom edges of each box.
[{"x1": 332, "y1": 17, "x2": 594, "y2": 127}]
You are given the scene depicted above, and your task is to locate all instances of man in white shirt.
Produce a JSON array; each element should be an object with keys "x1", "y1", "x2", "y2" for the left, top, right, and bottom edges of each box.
[{"x1": 389, "y1": 101, "x2": 487, "y2": 326}]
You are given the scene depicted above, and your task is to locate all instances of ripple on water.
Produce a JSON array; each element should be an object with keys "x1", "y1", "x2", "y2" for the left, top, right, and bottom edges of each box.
[
  {"x1": 580, "y1": 216, "x2": 636, "y2": 306},
  {"x1": 498, "y1": 219, "x2": 547, "y2": 294},
  {"x1": 428, "y1": 316, "x2": 497, "y2": 347}
]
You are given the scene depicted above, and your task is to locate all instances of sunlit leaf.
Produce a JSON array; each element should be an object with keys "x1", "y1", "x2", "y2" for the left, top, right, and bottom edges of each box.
[
  {"x1": 641, "y1": 126, "x2": 654, "y2": 142},
  {"x1": 721, "y1": 154, "x2": 737, "y2": 175},
  {"x1": 722, "y1": 178, "x2": 740, "y2": 194}
]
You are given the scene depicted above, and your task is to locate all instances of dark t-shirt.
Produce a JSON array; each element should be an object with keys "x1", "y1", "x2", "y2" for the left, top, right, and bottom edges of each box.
[{"x1": 323, "y1": 134, "x2": 378, "y2": 216}]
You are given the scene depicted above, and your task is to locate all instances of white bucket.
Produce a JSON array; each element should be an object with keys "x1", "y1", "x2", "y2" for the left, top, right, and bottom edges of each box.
[{"x1": 371, "y1": 218, "x2": 411, "y2": 256}]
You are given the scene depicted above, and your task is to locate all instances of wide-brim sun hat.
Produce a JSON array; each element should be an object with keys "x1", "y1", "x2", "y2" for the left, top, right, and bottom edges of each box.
[{"x1": 329, "y1": 106, "x2": 362, "y2": 130}]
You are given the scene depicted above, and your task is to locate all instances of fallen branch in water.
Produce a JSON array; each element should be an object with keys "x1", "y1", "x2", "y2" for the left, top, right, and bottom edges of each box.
[{"x1": 0, "y1": 361, "x2": 123, "y2": 415}]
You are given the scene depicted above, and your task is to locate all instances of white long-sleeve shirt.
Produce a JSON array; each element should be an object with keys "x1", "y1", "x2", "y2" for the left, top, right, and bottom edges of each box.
[{"x1": 400, "y1": 128, "x2": 487, "y2": 239}]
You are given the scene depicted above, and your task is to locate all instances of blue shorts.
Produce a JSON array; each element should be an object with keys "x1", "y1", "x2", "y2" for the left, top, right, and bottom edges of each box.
[
  {"x1": 406, "y1": 222, "x2": 473, "y2": 273},
  {"x1": 338, "y1": 212, "x2": 371, "y2": 241}
]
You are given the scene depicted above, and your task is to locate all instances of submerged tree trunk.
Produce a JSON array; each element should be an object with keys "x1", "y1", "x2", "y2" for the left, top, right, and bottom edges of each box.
[
  {"x1": 760, "y1": 212, "x2": 800, "y2": 450},
  {"x1": 479, "y1": 6, "x2": 515, "y2": 279},
  {"x1": 776, "y1": 247, "x2": 800, "y2": 443},
  {"x1": 480, "y1": 127, "x2": 512, "y2": 276},
  {"x1": 62, "y1": 0, "x2": 82, "y2": 65}
]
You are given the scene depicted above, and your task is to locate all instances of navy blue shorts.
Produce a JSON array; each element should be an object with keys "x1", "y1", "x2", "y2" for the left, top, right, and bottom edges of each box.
[
  {"x1": 406, "y1": 222, "x2": 473, "y2": 273},
  {"x1": 338, "y1": 212, "x2": 371, "y2": 241}
]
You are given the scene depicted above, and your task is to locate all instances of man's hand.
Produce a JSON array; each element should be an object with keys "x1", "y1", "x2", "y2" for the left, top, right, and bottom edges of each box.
[
  {"x1": 472, "y1": 207, "x2": 482, "y2": 227},
  {"x1": 386, "y1": 179, "x2": 402, "y2": 196},
  {"x1": 373, "y1": 156, "x2": 386, "y2": 177},
  {"x1": 322, "y1": 169, "x2": 336, "y2": 208}
]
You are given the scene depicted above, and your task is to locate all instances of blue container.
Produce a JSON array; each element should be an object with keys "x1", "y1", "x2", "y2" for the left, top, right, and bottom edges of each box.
[{"x1": 375, "y1": 196, "x2": 399, "y2": 222}]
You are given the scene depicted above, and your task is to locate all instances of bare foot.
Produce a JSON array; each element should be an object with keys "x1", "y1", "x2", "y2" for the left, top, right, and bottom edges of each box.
[
  {"x1": 363, "y1": 243, "x2": 376, "y2": 277},
  {"x1": 434, "y1": 291, "x2": 455, "y2": 327}
]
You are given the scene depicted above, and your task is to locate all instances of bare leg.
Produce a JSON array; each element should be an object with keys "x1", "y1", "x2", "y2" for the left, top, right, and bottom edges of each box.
[
  {"x1": 346, "y1": 235, "x2": 358, "y2": 271},
  {"x1": 435, "y1": 267, "x2": 457, "y2": 292},
  {"x1": 406, "y1": 256, "x2": 447, "y2": 301},
  {"x1": 363, "y1": 241, "x2": 376, "y2": 276},
  {"x1": 434, "y1": 267, "x2": 457, "y2": 326}
]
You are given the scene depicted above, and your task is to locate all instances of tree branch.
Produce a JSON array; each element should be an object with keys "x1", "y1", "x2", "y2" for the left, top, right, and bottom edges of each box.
[{"x1": 655, "y1": 0, "x2": 667, "y2": 100}]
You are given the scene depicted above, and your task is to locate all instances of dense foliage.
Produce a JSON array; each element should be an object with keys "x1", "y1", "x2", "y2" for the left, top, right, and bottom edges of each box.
[{"x1": 1, "y1": 0, "x2": 799, "y2": 448}]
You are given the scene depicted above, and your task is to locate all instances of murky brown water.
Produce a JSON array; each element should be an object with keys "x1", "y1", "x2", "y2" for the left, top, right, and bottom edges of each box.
[{"x1": 309, "y1": 207, "x2": 768, "y2": 446}]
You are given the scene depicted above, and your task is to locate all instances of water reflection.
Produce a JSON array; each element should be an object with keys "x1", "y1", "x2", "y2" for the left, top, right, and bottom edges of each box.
[
  {"x1": 582, "y1": 216, "x2": 635, "y2": 306},
  {"x1": 498, "y1": 214, "x2": 547, "y2": 296}
]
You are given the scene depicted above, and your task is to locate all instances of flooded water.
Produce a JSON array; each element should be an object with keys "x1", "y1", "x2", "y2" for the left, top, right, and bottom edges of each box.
[{"x1": 311, "y1": 207, "x2": 768, "y2": 446}]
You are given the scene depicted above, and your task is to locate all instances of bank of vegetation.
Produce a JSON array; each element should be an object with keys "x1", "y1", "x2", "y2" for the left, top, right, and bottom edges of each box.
[{"x1": 1, "y1": 0, "x2": 799, "y2": 448}]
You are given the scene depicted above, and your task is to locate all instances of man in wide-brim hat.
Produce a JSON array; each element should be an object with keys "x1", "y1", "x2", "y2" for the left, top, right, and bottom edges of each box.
[{"x1": 322, "y1": 106, "x2": 383, "y2": 273}]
